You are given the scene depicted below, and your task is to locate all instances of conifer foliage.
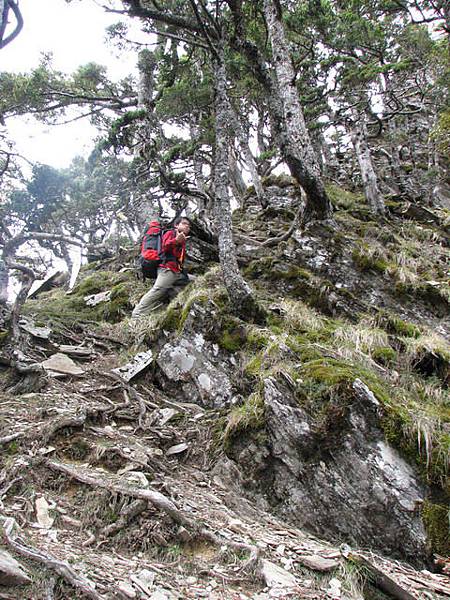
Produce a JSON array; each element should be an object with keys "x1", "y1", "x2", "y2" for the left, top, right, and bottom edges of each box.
[{"x1": 0, "y1": 0, "x2": 448, "y2": 321}]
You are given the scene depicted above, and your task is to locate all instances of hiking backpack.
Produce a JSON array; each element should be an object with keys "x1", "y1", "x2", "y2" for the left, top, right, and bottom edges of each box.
[{"x1": 139, "y1": 220, "x2": 164, "y2": 280}]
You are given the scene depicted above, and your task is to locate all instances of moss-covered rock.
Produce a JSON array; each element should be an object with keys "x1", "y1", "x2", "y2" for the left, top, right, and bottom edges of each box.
[
  {"x1": 372, "y1": 345, "x2": 398, "y2": 366},
  {"x1": 352, "y1": 241, "x2": 390, "y2": 273}
]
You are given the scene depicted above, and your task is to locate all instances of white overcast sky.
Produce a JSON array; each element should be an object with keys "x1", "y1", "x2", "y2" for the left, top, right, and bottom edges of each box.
[{"x1": 1, "y1": 0, "x2": 139, "y2": 168}]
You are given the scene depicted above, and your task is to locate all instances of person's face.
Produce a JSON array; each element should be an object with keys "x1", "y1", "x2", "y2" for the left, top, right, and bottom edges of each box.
[{"x1": 176, "y1": 219, "x2": 191, "y2": 235}]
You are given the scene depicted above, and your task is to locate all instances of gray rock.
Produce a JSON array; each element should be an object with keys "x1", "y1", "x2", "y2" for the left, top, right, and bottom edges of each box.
[
  {"x1": 84, "y1": 290, "x2": 111, "y2": 306},
  {"x1": 157, "y1": 337, "x2": 232, "y2": 408},
  {"x1": 299, "y1": 555, "x2": 339, "y2": 572},
  {"x1": 260, "y1": 559, "x2": 297, "y2": 588},
  {"x1": 166, "y1": 443, "x2": 189, "y2": 456},
  {"x1": 111, "y1": 350, "x2": 153, "y2": 382},
  {"x1": 41, "y1": 353, "x2": 84, "y2": 376},
  {"x1": 118, "y1": 581, "x2": 137, "y2": 598},
  {"x1": 232, "y1": 376, "x2": 427, "y2": 562},
  {"x1": 18, "y1": 318, "x2": 51, "y2": 340}
]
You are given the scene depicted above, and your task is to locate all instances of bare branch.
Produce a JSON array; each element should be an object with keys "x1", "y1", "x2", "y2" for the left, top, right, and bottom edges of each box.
[
  {"x1": 4, "y1": 232, "x2": 84, "y2": 255},
  {"x1": 0, "y1": 0, "x2": 23, "y2": 49}
]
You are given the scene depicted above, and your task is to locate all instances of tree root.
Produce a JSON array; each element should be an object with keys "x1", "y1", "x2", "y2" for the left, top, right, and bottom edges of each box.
[
  {"x1": 100, "y1": 499, "x2": 148, "y2": 539},
  {"x1": 4, "y1": 399, "x2": 135, "y2": 450},
  {"x1": 40, "y1": 411, "x2": 89, "y2": 445},
  {"x1": 2, "y1": 518, "x2": 108, "y2": 600},
  {"x1": 46, "y1": 459, "x2": 199, "y2": 529},
  {"x1": 46, "y1": 459, "x2": 261, "y2": 574},
  {"x1": 0, "y1": 431, "x2": 23, "y2": 446}
]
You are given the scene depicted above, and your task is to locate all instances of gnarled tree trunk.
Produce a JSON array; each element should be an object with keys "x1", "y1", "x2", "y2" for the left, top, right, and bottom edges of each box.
[
  {"x1": 135, "y1": 49, "x2": 160, "y2": 226},
  {"x1": 213, "y1": 46, "x2": 260, "y2": 318},
  {"x1": 350, "y1": 111, "x2": 385, "y2": 215},
  {"x1": 262, "y1": 0, "x2": 332, "y2": 221},
  {"x1": 228, "y1": 105, "x2": 266, "y2": 207},
  {"x1": 230, "y1": 0, "x2": 332, "y2": 222}
]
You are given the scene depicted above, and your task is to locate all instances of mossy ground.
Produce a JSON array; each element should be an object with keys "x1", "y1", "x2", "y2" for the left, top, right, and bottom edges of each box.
[{"x1": 22, "y1": 269, "x2": 143, "y2": 329}]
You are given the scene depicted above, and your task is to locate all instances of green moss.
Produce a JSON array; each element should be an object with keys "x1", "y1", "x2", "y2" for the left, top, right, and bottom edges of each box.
[
  {"x1": 300, "y1": 358, "x2": 389, "y2": 401},
  {"x1": 376, "y1": 312, "x2": 421, "y2": 338},
  {"x1": 73, "y1": 272, "x2": 116, "y2": 296},
  {"x1": 99, "y1": 283, "x2": 131, "y2": 323},
  {"x1": 414, "y1": 282, "x2": 449, "y2": 309},
  {"x1": 6, "y1": 440, "x2": 19, "y2": 455},
  {"x1": 158, "y1": 289, "x2": 209, "y2": 333},
  {"x1": 243, "y1": 256, "x2": 277, "y2": 280},
  {"x1": 179, "y1": 293, "x2": 209, "y2": 330},
  {"x1": 273, "y1": 265, "x2": 312, "y2": 280},
  {"x1": 23, "y1": 269, "x2": 138, "y2": 327},
  {"x1": 352, "y1": 242, "x2": 390, "y2": 273},
  {"x1": 245, "y1": 326, "x2": 271, "y2": 350},
  {"x1": 422, "y1": 501, "x2": 450, "y2": 555},
  {"x1": 430, "y1": 432, "x2": 450, "y2": 487},
  {"x1": 160, "y1": 304, "x2": 180, "y2": 331},
  {"x1": 219, "y1": 317, "x2": 247, "y2": 352},
  {"x1": 325, "y1": 183, "x2": 365, "y2": 210},
  {"x1": 244, "y1": 354, "x2": 264, "y2": 377},
  {"x1": 244, "y1": 257, "x2": 313, "y2": 284},
  {"x1": 372, "y1": 346, "x2": 398, "y2": 366},
  {"x1": 381, "y1": 404, "x2": 414, "y2": 448}
]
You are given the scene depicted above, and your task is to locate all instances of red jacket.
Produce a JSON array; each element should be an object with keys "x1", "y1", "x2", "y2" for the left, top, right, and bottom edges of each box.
[{"x1": 160, "y1": 229, "x2": 186, "y2": 273}]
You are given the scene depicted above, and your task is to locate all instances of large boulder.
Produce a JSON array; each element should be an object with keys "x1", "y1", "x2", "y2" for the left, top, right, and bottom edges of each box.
[{"x1": 220, "y1": 376, "x2": 427, "y2": 563}]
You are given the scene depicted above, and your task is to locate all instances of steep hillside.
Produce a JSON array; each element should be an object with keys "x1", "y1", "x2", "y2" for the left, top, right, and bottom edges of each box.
[{"x1": 0, "y1": 183, "x2": 449, "y2": 600}]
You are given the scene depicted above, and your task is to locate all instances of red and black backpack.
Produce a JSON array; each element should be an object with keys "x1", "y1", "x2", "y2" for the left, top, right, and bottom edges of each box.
[{"x1": 139, "y1": 220, "x2": 164, "y2": 280}]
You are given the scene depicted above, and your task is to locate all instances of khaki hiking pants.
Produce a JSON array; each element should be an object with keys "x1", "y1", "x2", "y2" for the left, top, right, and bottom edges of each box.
[{"x1": 131, "y1": 268, "x2": 186, "y2": 319}]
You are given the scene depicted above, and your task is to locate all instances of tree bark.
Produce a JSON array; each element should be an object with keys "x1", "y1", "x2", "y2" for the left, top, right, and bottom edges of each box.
[
  {"x1": 213, "y1": 45, "x2": 260, "y2": 318},
  {"x1": 262, "y1": 0, "x2": 332, "y2": 221},
  {"x1": 190, "y1": 115, "x2": 208, "y2": 198},
  {"x1": 228, "y1": 104, "x2": 266, "y2": 207},
  {"x1": 0, "y1": 258, "x2": 8, "y2": 307},
  {"x1": 135, "y1": 49, "x2": 160, "y2": 226},
  {"x1": 230, "y1": 0, "x2": 332, "y2": 222},
  {"x1": 0, "y1": 0, "x2": 23, "y2": 49},
  {"x1": 228, "y1": 149, "x2": 247, "y2": 205},
  {"x1": 349, "y1": 111, "x2": 386, "y2": 215}
]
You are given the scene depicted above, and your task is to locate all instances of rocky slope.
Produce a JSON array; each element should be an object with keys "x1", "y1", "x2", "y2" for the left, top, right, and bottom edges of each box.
[{"x1": 0, "y1": 182, "x2": 449, "y2": 599}]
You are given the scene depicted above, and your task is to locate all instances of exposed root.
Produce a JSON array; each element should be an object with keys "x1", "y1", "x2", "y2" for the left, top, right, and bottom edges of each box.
[
  {"x1": 3, "y1": 518, "x2": 108, "y2": 600},
  {"x1": 46, "y1": 459, "x2": 197, "y2": 527},
  {"x1": 40, "y1": 411, "x2": 89, "y2": 444},
  {"x1": 100, "y1": 499, "x2": 148, "y2": 539},
  {"x1": 45, "y1": 459, "x2": 261, "y2": 573},
  {"x1": 0, "y1": 431, "x2": 24, "y2": 446}
]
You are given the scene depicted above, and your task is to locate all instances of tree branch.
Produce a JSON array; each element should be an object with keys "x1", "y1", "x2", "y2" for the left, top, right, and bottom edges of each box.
[{"x1": 0, "y1": 0, "x2": 23, "y2": 49}]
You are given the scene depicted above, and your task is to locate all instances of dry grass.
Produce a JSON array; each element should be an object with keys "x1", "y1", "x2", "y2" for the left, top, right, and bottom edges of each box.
[
  {"x1": 277, "y1": 298, "x2": 325, "y2": 334},
  {"x1": 333, "y1": 323, "x2": 389, "y2": 356}
]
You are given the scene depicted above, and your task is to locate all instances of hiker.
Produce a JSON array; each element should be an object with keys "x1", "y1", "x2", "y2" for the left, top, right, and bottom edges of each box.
[{"x1": 131, "y1": 216, "x2": 192, "y2": 319}]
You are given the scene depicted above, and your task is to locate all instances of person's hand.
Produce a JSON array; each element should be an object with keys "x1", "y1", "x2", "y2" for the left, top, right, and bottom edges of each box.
[{"x1": 175, "y1": 231, "x2": 186, "y2": 244}]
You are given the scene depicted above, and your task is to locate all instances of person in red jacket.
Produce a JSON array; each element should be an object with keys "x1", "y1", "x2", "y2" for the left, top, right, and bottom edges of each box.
[{"x1": 131, "y1": 217, "x2": 191, "y2": 319}]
